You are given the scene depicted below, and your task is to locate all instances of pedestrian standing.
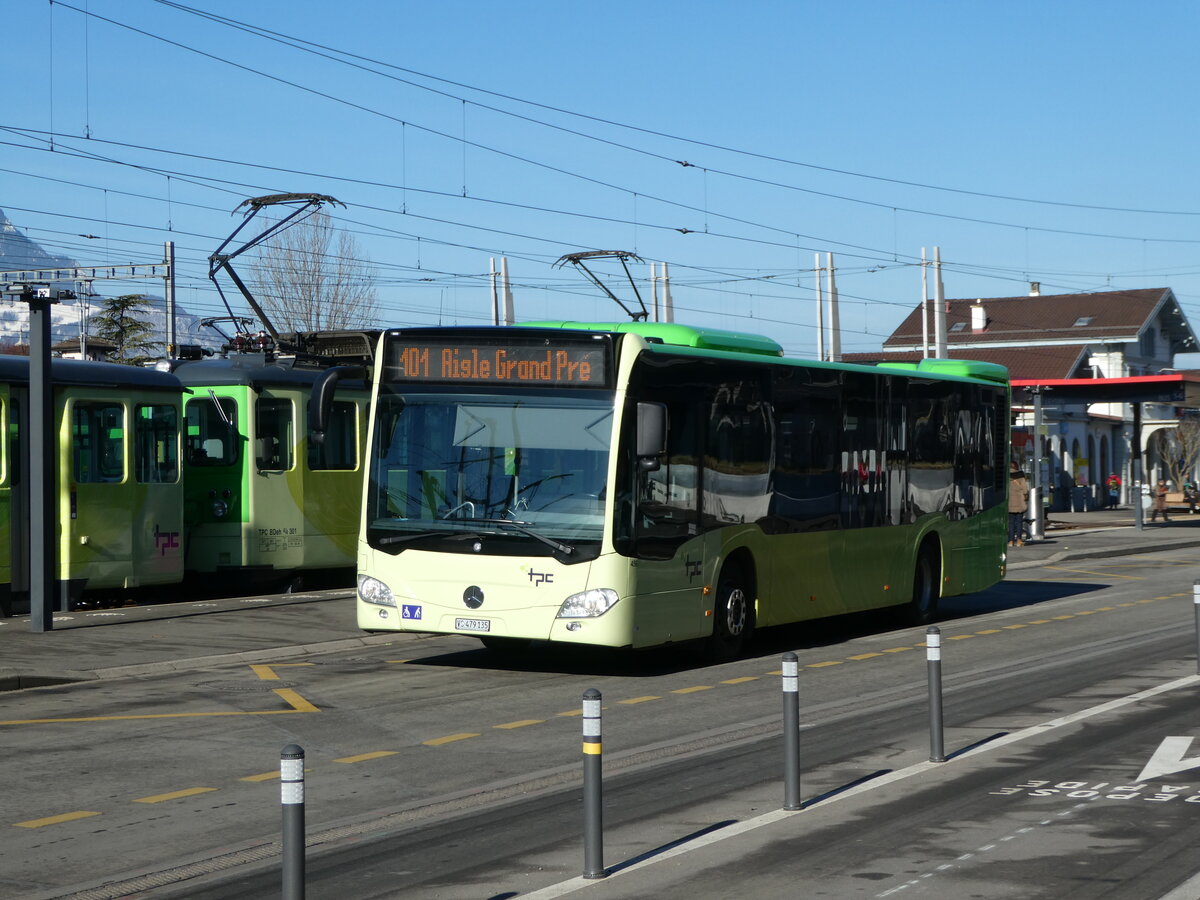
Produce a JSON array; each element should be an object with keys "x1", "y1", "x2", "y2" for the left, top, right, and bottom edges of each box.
[
  {"x1": 1008, "y1": 462, "x2": 1029, "y2": 546},
  {"x1": 1105, "y1": 472, "x2": 1122, "y2": 509},
  {"x1": 1150, "y1": 479, "x2": 1171, "y2": 523}
]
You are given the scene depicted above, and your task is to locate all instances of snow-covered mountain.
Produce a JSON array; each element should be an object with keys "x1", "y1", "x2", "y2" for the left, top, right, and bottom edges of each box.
[{"x1": 0, "y1": 209, "x2": 222, "y2": 355}]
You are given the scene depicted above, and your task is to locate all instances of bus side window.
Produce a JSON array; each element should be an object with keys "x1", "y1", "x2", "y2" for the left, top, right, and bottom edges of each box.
[{"x1": 634, "y1": 396, "x2": 700, "y2": 557}]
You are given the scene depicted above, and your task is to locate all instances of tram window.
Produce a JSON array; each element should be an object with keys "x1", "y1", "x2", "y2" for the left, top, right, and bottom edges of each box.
[
  {"x1": 135, "y1": 404, "x2": 179, "y2": 483},
  {"x1": 73, "y1": 402, "x2": 124, "y2": 484},
  {"x1": 308, "y1": 401, "x2": 357, "y2": 471},
  {"x1": 185, "y1": 397, "x2": 239, "y2": 466},
  {"x1": 256, "y1": 398, "x2": 294, "y2": 471}
]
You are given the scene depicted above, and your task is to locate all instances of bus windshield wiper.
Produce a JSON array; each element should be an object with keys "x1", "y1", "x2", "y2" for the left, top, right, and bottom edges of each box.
[
  {"x1": 473, "y1": 517, "x2": 574, "y2": 555},
  {"x1": 376, "y1": 529, "x2": 481, "y2": 547}
]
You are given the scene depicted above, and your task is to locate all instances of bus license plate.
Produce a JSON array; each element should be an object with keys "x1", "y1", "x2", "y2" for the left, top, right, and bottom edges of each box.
[{"x1": 455, "y1": 618, "x2": 491, "y2": 632}]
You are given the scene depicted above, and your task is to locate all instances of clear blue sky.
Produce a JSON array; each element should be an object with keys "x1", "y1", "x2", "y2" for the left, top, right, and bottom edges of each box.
[{"x1": 6, "y1": 0, "x2": 1200, "y2": 360}]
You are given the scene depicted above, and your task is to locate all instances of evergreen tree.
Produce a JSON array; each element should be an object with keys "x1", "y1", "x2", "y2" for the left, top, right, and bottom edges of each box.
[{"x1": 88, "y1": 294, "x2": 158, "y2": 365}]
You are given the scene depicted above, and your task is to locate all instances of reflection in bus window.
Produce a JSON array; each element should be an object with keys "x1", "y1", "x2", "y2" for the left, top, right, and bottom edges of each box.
[
  {"x1": 136, "y1": 404, "x2": 179, "y2": 483},
  {"x1": 73, "y1": 402, "x2": 124, "y2": 484}
]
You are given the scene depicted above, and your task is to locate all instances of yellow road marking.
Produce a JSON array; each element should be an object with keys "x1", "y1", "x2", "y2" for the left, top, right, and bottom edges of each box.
[
  {"x1": 619, "y1": 696, "x2": 661, "y2": 704},
  {"x1": 883, "y1": 646, "x2": 915, "y2": 653},
  {"x1": 1052, "y1": 615, "x2": 1075, "y2": 620},
  {"x1": 975, "y1": 629, "x2": 1002, "y2": 634},
  {"x1": 721, "y1": 676, "x2": 759, "y2": 684},
  {"x1": 1075, "y1": 610, "x2": 1096, "y2": 615},
  {"x1": 494, "y1": 720, "x2": 544, "y2": 730},
  {"x1": 672, "y1": 685, "x2": 714, "y2": 694},
  {"x1": 386, "y1": 659, "x2": 414, "y2": 664},
  {"x1": 948, "y1": 634, "x2": 975, "y2": 640},
  {"x1": 1096, "y1": 606, "x2": 1116, "y2": 611},
  {"x1": 423, "y1": 733, "x2": 480, "y2": 746},
  {"x1": 0, "y1": 686, "x2": 320, "y2": 726},
  {"x1": 14, "y1": 810, "x2": 101, "y2": 828},
  {"x1": 335, "y1": 751, "x2": 399, "y2": 764},
  {"x1": 846, "y1": 653, "x2": 882, "y2": 661},
  {"x1": 240, "y1": 771, "x2": 281, "y2": 782},
  {"x1": 249, "y1": 662, "x2": 314, "y2": 681},
  {"x1": 1155, "y1": 596, "x2": 1174, "y2": 600},
  {"x1": 765, "y1": 669, "x2": 783, "y2": 676},
  {"x1": 1043, "y1": 565, "x2": 1142, "y2": 580},
  {"x1": 134, "y1": 787, "x2": 217, "y2": 804},
  {"x1": 274, "y1": 688, "x2": 320, "y2": 713},
  {"x1": 1002, "y1": 624, "x2": 1027, "y2": 629},
  {"x1": 1137, "y1": 598, "x2": 1156, "y2": 604},
  {"x1": 556, "y1": 709, "x2": 583, "y2": 717},
  {"x1": 1118, "y1": 602, "x2": 1137, "y2": 607},
  {"x1": 1029, "y1": 619, "x2": 1053, "y2": 624},
  {"x1": 807, "y1": 661, "x2": 843, "y2": 668}
]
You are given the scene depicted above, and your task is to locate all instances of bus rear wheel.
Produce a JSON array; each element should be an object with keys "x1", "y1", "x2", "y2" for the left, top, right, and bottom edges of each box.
[
  {"x1": 710, "y1": 565, "x2": 755, "y2": 660},
  {"x1": 909, "y1": 548, "x2": 940, "y2": 625}
]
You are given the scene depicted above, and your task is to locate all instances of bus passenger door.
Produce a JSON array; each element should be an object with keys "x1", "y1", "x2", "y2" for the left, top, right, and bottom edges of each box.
[{"x1": 627, "y1": 395, "x2": 710, "y2": 646}]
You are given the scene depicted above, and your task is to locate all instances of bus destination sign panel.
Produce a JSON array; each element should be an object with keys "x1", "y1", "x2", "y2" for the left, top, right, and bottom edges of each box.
[{"x1": 388, "y1": 339, "x2": 609, "y2": 387}]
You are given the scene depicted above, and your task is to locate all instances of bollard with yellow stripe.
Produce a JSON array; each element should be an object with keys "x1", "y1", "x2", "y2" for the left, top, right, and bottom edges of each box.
[{"x1": 582, "y1": 688, "x2": 606, "y2": 879}]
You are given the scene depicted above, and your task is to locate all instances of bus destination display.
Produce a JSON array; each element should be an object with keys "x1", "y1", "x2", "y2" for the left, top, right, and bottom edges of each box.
[{"x1": 388, "y1": 340, "x2": 609, "y2": 387}]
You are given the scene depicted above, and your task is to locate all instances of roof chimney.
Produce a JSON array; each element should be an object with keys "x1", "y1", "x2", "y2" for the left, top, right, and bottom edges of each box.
[
  {"x1": 971, "y1": 301, "x2": 987, "y2": 333},
  {"x1": 1029, "y1": 281, "x2": 1041, "y2": 296}
]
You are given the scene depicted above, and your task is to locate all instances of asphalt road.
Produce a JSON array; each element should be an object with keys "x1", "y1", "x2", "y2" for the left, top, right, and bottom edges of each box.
[{"x1": 4, "y1": 547, "x2": 1200, "y2": 898}]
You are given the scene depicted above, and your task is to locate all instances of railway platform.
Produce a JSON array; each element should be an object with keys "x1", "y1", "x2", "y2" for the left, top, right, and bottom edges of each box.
[{"x1": 1, "y1": 509, "x2": 1199, "y2": 690}]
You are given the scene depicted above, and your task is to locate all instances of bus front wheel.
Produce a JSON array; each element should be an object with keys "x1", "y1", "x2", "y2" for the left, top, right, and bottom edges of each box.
[
  {"x1": 909, "y1": 548, "x2": 940, "y2": 625},
  {"x1": 710, "y1": 565, "x2": 755, "y2": 660}
]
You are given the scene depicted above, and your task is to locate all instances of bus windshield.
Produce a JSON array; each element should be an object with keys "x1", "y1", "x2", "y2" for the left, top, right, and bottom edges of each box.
[{"x1": 366, "y1": 389, "x2": 614, "y2": 550}]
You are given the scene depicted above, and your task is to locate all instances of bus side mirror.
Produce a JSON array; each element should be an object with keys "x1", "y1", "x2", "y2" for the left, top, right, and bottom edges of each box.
[
  {"x1": 636, "y1": 402, "x2": 666, "y2": 472},
  {"x1": 308, "y1": 365, "x2": 367, "y2": 444}
]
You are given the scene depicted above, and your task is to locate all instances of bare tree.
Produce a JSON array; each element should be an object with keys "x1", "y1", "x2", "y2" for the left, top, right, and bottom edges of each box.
[
  {"x1": 1150, "y1": 416, "x2": 1200, "y2": 489},
  {"x1": 250, "y1": 209, "x2": 379, "y2": 332}
]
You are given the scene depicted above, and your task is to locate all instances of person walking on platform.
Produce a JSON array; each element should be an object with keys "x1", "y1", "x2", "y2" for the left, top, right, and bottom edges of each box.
[
  {"x1": 1008, "y1": 462, "x2": 1029, "y2": 546},
  {"x1": 1150, "y1": 479, "x2": 1171, "y2": 523}
]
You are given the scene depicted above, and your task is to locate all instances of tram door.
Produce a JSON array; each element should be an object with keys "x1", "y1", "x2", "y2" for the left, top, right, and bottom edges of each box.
[{"x1": 6, "y1": 387, "x2": 27, "y2": 602}]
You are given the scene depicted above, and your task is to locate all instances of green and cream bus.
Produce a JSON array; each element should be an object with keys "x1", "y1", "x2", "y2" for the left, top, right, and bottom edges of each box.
[{"x1": 353, "y1": 322, "x2": 1009, "y2": 656}]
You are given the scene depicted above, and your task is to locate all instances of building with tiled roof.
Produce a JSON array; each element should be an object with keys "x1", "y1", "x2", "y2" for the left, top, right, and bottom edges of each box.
[{"x1": 845, "y1": 287, "x2": 1198, "y2": 511}]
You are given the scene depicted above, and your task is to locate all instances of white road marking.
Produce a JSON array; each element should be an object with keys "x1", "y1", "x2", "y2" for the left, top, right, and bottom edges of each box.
[{"x1": 518, "y1": 675, "x2": 1200, "y2": 900}]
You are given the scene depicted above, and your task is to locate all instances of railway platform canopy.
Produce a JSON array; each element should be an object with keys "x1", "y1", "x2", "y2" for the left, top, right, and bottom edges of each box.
[{"x1": 1010, "y1": 371, "x2": 1200, "y2": 534}]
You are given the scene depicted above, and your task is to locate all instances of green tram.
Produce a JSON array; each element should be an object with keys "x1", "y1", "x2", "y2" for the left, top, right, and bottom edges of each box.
[
  {"x1": 0, "y1": 356, "x2": 184, "y2": 615},
  {"x1": 354, "y1": 322, "x2": 1010, "y2": 656},
  {"x1": 171, "y1": 354, "x2": 370, "y2": 590}
]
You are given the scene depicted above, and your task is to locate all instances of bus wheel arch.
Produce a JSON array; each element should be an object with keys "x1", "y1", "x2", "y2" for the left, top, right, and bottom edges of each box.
[
  {"x1": 909, "y1": 535, "x2": 942, "y2": 625},
  {"x1": 710, "y1": 550, "x2": 757, "y2": 660}
]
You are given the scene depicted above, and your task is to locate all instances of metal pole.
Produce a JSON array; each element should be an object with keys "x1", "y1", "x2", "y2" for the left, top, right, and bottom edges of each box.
[
  {"x1": 164, "y1": 241, "x2": 176, "y2": 357},
  {"x1": 920, "y1": 248, "x2": 929, "y2": 359},
  {"x1": 826, "y1": 252, "x2": 841, "y2": 362},
  {"x1": 1029, "y1": 387, "x2": 1045, "y2": 542},
  {"x1": 281, "y1": 744, "x2": 305, "y2": 900},
  {"x1": 1132, "y1": 402, "x2": 1145, "y2": 532},
  {"x1": 926, "y1": 626, "x2": 945, "y2": 762},
  {"x1": 933, "y1": 246, "x2": 946, "y2": 358},
  {"x1": 28, "y1": 289, "x2": 57, "y2": 629},
  {"x1": 582, "y1": 688, "x2": 606, "y2": 879},
  {"x1": 1194, "y1": 581, "x2": 1200, "y2": 674},
  {"x1": 782, "y1": 652, "x2": 801, "y2": 810},
  {"x1": 814, "y1": 253, "x2": 825, "y2": 361}
]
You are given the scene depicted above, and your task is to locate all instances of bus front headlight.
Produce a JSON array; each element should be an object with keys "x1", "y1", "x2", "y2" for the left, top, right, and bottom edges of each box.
[
  {"x1": 557, "y1": 588, "x2": 619, "y2": 618},
  {"x1": 358, "y1": 574, "x2": 396, "y2": 607}
]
